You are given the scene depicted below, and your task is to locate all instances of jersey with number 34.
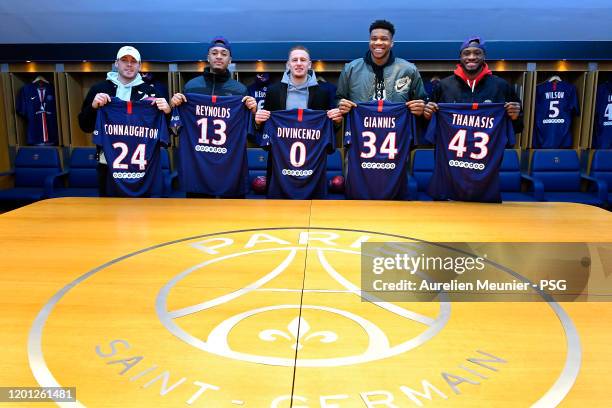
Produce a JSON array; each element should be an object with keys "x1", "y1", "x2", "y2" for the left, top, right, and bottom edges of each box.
[
  {"x1": 425, "y1": 103, "x2": 514, "y2": 202},
  {"x1": 344, "y1": 101, "x2": 414, "y2": 200}
]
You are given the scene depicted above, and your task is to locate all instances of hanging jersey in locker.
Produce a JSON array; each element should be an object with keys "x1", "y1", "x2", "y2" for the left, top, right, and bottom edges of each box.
[
  {"x1": 171, "y1": 94, "x2": 250, "y2": 196},
  {"x1": 344, "y1": 100, "x2": 414, "y2": 200},
  {"x1": 425, "y1": 103, "x2": 515, "y2": 203},
  {"x1": 593, "y1": 81, "x2": 612, "y2": 149},
  {"x1": 260, "y1": 108, "x2": 335, "y2": 199},
  {"x1": 16, "y1": 81, "x2": 59, "y2": 145},
  {"x1": 533, "y1": 81, "x2": 579, "y2": 148},
  {"x1": 94, "y1": 98, "x2": 169, "y2": 197}
]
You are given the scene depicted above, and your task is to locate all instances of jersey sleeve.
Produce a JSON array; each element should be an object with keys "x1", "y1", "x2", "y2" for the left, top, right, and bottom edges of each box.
[
  {"x1": 170, "y1": 107, "x2": 182, "y2": 135},
  {"x1": 92, "y1": 108, "x2": 104, "y2": 146},
  {"x1": 325, "y1": 118, "x2": 336, "y2": 153},
  {"x1": 343, "y1": 110, "x2": 354, "y2": 147},
  {"x1": 570, "y1": 85, "x2": 580, "y2": 116},
  {"x1": 424, "y1": 112, "x2": 438, "y2": 145},
  {"x1": 505, "y1": 117, "x2": 516, "y2": 147},
  {"x1": 259, "y1": 121, "x2": 272, "y2": 148},
  {"x1": 159, "y1": 115, "x2": 170, "y2": 147}
]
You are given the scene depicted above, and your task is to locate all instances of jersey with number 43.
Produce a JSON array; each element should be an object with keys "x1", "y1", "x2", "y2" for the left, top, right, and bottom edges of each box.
[
  {"x1": 94, "y1": 98, "x2": 169, "y2": 197},
  {"x1": 425, "y1": 103, "x2": 515, "y2": 203},
  {"x1": 260, "y1": 109, "x2": 334, "y2": 199},
  {"x1": 344, "y1": 100, "x2": 413, "y2": 200},
  {"x1": 171, "y1": 94, "x2": 250, "y2": 196}
]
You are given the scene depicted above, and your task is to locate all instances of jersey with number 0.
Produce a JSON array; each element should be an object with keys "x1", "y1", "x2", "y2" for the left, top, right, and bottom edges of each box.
[
  {"x1": 533, "y1": 81, "x2": 579, "y2": 148},
  {"x1": 344, "y1": 100, "x2": 413, "y2": 200},
  {"x1": 171, "y1": 94, "x2": 250, "y2": 196},
  {"x1": 425, "y1": 103, "x2": 514, "y2": 203},
  {"x1": 260, "y1": 109, "x2": 334, "y2": 199},
  {"x1": 593, "y1": 82, "x2": 612, "y2": 149},
  {"x1": 94, "y1": 98, "x2": 169, "y2": 197}
]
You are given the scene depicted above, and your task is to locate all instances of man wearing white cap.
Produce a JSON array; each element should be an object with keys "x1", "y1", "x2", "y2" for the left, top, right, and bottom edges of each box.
[{"x1": 78, "y1": 45, "x2": 171, "y2": 196}]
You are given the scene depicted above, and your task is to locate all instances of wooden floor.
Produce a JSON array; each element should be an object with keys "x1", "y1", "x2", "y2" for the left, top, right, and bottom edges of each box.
[{"x1": 1, "y1": 198, "x2": 611, "y2": 407}]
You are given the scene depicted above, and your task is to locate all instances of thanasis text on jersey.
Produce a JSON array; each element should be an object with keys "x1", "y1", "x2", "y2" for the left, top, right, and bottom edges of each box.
[{"x1": 451, "y1": 114, "x2": 495, "y2": 129}]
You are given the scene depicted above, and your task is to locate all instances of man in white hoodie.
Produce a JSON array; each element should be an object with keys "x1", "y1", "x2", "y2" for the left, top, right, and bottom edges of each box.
[{"x1": 78, "y1": 46, "x2": 170, "y2": 196}]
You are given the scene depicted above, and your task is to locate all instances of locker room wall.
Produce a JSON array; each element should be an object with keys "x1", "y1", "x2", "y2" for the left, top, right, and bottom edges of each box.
[{"x1": 1, "y1": 1, "x2": 611, "y2": 43}]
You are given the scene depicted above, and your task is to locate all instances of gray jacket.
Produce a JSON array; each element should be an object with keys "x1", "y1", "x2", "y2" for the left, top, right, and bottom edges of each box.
[{"x1": 336, "y1": 57, "x2": 427, "y2": 103}]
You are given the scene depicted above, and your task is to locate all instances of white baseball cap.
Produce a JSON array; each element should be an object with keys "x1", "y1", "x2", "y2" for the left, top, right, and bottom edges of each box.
[{"x1": 116, "y1": 46, "x2": 141, "y2": 62}]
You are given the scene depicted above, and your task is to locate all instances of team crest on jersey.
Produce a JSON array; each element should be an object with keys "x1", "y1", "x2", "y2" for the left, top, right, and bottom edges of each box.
[{"x1": 394, "y1": 76, "x2": 412, "y2": 92}]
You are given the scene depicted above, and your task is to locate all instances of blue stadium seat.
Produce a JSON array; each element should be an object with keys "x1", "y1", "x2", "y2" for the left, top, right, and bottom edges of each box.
[
  {"x1": 588, "y1": 149, "x2": 612, "y2": 206},
  {"x1": 0, "y1": 146, "x2": 63, "y2": 206},
  {"x1": 410, "y1": 149, "x2": 434, "y2": 201},
  {"x1": 526, "y1": 149, "x2": 606, "y2": 206},
  {"x1": 246, "y1": 148, "x2": 268, "y2": 198},
  {"x1": 326, "y1": 150, "x2": 345, "y2": 199},
  {"x1": 500, "y1": 150, "x2": 539, "y2": 202},
  {"x1": 47, "y1": 147, "x2": 99, "y2": 198}
]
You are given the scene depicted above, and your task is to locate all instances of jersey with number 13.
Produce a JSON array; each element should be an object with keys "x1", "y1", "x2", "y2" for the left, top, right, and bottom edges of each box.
[{"x1": 171, "y1": 94, "x2": 250, "y2": 196}]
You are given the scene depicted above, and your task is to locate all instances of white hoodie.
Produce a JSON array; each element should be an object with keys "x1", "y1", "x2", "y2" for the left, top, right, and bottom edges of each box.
[{"x1": 106, "y1": 71, "x2": 144, "y2": 101}]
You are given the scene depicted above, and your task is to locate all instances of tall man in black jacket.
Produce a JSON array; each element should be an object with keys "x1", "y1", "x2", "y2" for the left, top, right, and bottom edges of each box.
[{"x1": 78, "y1": 45, "x2": 171, "y2": 196}]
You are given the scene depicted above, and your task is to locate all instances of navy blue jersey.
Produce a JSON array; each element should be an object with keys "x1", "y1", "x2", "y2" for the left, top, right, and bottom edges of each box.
[
  {"x1": 593, "y1": 82, "x2": 612, "y2": 149},
  {"x1": 171, "y1": 94, "x2": 250, "y2": 196},
  {"x1": 260, "y1": 109, "x2": 334, "y2": 199},
  {"x1": 247, "y1": 81, "x2": 268, "y2": 142},
  {"x1": 16, "y1": 82, "x2": 58, "y2": 145},
  {"x1": 425, "y1": 103, "x2": 515, "y2": 203},
  {"x1": 533, "y1": 81, "x2": 579, "y2": 148},
  {"x1": 344, "y1": 100, "x2": 413, "y2": 200},
  {"x1": 247, "y1": 82, "x2": 269, "y2": 111},
  {"x1": 94, "y1": 98, "x2": 169, "y2": 197}
]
